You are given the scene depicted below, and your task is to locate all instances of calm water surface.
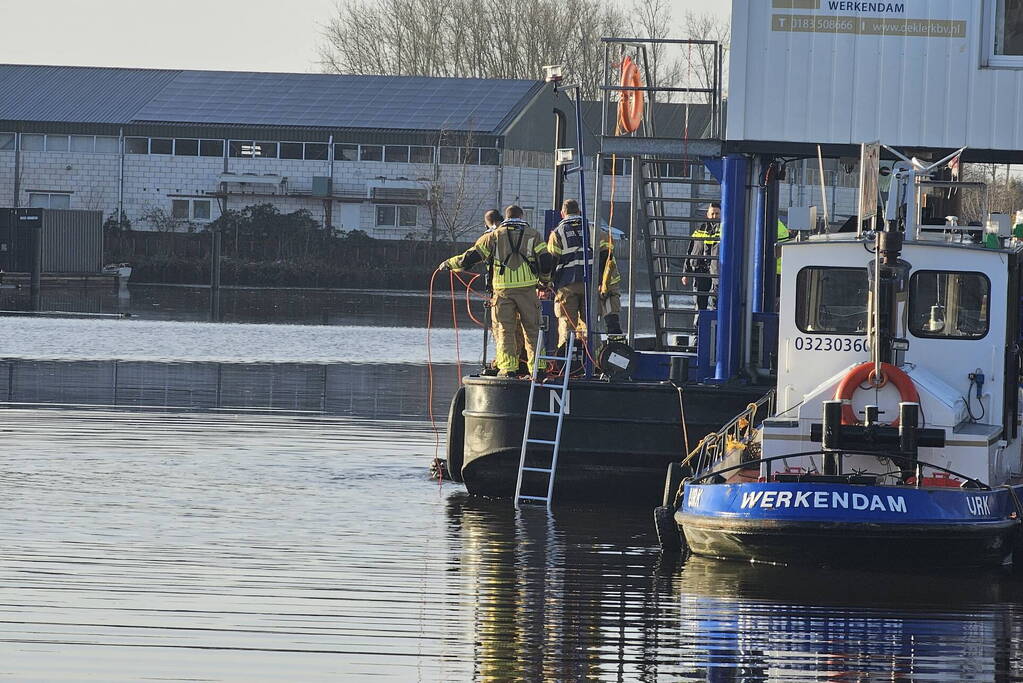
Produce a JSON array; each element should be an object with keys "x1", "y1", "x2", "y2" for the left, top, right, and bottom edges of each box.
[
  {"x1": 1, "y1": 407, "x2": 1021, "y2": 681},
  {"x1": 0, "y1": 288, "x2": 1021, "y2": 680}
]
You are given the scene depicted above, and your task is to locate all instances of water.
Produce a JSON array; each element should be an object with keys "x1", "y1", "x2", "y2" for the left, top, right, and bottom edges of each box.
[{"x1": 1, "y1": 289, "x2": 1022, "y2": 680}]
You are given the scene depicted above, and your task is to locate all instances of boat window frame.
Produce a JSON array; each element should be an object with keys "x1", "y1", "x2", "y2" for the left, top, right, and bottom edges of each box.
[
  {"x1": 794, "y1": 265, "x2": 869, "y2": 336},
  {"x1": 908, "y1": 269, "x2": 991, "y2": 341}
]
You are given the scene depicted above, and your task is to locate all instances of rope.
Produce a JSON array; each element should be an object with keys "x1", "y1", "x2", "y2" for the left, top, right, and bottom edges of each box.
[
  {"x1": 453, "y1": 271, "x2": 486, "y2": 326},
  {"x1": 426, "y1": 268, "x2": 442, "y2": 478},
  {"x1": 448, "y1": 271, "x2": 462, "y2": 381}
]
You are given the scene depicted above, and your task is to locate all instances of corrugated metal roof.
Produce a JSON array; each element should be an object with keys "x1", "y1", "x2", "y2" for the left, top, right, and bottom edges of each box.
[
  {"x1": 0, "y1": 64, "x2": 544, "y2": 134},
  {"x1": 0, "y1": 65, "x2": 179, "y2": 124}
]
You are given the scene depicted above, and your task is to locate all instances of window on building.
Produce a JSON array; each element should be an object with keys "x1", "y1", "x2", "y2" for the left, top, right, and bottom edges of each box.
[
  {"x1": 360, "y1": 145, "x2": 383, "y2": 162},
  {"x1": 479, "y1": 148, "x2": 499, "y2": 166},
  {"x1": 439, "y1": 147, "x2": 460, "y2": 164},
  {"x1": 409, "y1": 146, "x2": 434, "y2": 164},
  {"x1": 909, "y1": 270, "x2": 990, "y2": 339},
  {"x1": 199, "y1": 139, "x2": 224, "y2": 157},
  {"x1": 440, "y1": 147, "x2": 482, "y2": 165},
  {"x1": 279, "y1": 142, "x2": 303, "y2": 159},
  {"x1": 70, "y1": 135, "x2": 95, "y2": 153},
  {"x1": 255, "y1": 142, "x2": 278, "y2": 158},
  {"x1": 28, "y1": 192, "x2": 71, "y2": 209},
  {"x1": 335, "y1": 144, "x2": 359, "y2": 161},
  {"x1": 992, "y1": 0, "x2": 1023, "y2": 60},
  {"x1": 0, "y1": 133, "x2": 14, "y2": 151},
  {"x1": 126, "y1": 137, "x2": 149, "y2": 154},
  {"x1": 375, "y1": 204, "x2": 418, "y2": 228},
  {"x1": 375, "y1": 205, "x2": 396, "y2": 227},
  {"x1": 150, "y1": 138, "x2": 173, "y2": 155},
  {"x1": 399, "y1": 205, "x2": 418, "y2": 227},
  {"x1": 45, "y1": 135, "x2": 69, "y2": 152},
  {"x1": 96, "y1": 136, "x2": 119, "y2": 153},
  {"x1": 21, "y1": 134, "x2": 44, "y2": 151},
  {"x1": 796, "y1": 267, "x2": 868, "y2": 335},
  {"x1": 174, "y1": 139, "x2": 199, "y2": 156},
  {"x1": 228, "y1": 140, "x2": 249, "y2": 157},
  {"x1": 385, "y1": 145, "x2": 410, "y2": 163},
  {"x1": 192, "y1": 200, "x2": 211, "y2": 221},
  {"x1": 171, "y1": 199, "x2": 190, "y2": 219},
  {"x1": 602, "y1": 157, "x2": 633, "y2": 176},
  {"x1": 305, "y1": 143, "x2": 329, "y2": 161}
]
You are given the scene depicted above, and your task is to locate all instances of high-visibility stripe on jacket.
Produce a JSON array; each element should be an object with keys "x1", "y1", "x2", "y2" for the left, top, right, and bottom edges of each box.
[
  {"x1": 548, "y1": 215, "x2": 621, "y2": 287},
  {"x1": 447, "y1": 219, "x2": 548, "y2": 289}
]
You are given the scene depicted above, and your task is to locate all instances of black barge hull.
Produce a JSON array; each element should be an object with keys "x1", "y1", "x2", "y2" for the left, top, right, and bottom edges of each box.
[
  {"x1": 455, "y1": 376, "x2": 767, "y2": 504},
  {"x1": 679, "y1": 515, "x2": 1019, "y2": 568}
]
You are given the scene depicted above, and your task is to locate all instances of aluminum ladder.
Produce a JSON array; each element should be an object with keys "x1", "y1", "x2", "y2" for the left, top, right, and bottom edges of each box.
[
  {"x1": 514, "y1": 328, "x2": 575, "y2": 510},
  {"x1": 638, "y1": 159, "x2": 721, "y2": 350}
]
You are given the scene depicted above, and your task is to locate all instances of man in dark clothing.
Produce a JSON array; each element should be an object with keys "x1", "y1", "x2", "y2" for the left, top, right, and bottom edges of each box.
[{"x1": 681, "y1": 203, "x2": 720, "y2": 310}]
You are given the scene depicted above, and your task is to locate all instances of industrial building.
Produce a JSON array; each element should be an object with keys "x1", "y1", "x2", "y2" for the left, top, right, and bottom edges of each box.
[{"x1": 0, "y1": 65, "x2": 705, "y2": 239}]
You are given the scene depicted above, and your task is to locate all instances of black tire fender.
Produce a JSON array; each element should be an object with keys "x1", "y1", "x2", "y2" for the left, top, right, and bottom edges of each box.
[
  {"x1": 662, "y1": 461, "x2": 689, "y2": 509},
  {"x1": 444, "y1": 386, "x2": 467, "y2": 483}
]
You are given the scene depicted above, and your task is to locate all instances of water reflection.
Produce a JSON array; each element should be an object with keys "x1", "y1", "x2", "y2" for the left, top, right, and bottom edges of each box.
[
  {"x1": 447, "y1": 494, "x2": 1023, "y2": 681},
  {"x1": 0, "y1": 283, "x2": 656, "y2": 330}
]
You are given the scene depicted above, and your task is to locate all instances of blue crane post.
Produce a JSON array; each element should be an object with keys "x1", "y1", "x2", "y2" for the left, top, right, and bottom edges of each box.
[{"x1": 715, "y1": 154, "x2": 748, "y2": 381}]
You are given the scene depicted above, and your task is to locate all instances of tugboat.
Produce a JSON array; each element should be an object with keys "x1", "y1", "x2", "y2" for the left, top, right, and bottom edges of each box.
[{"x1": 655, "y1": 146, "x2": 1023, "y2": 568}]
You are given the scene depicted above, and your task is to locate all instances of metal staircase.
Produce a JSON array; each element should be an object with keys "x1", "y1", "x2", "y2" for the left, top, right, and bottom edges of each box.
[
  {"x1": 594, "y1": 37, "x2": 725, "y2": 352},
  {"x1": 638, "y1": 159, "x2": 721, "y2": 349},
  {"x1": 514, "y1": 329, "x2": 575, "y2": 510}
]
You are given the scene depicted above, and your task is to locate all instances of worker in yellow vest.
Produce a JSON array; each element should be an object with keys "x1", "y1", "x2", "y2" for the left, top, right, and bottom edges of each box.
[
  {"x1": 440, "y1": 205, "x2": 554, "y2": 377},
  {"x1": 547, "y1": 199, "x2": 624, "y2": 355}
]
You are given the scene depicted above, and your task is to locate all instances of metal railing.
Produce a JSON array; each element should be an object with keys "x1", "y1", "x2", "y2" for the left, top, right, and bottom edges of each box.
[{"x1": 683, "y1": 389, "x2": 775, "y2": 476}]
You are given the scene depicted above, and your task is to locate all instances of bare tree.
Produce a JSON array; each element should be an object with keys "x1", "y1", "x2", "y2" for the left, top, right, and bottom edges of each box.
[
  {"x1": 680, "y1": 11, "x2": 731, "y2": 100},
  {"x1": 319, "y1": 0, "x2": 657, "y2": 98},
  {"x1": 419, "y1": 132, "x2": 491, "y2": 243},
  {"x1": 960, "y1": 164, "x2": 1023, "y2": 223}
]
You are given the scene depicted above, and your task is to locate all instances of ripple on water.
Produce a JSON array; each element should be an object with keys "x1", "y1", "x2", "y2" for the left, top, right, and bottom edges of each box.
[{"x1": 0, "y1": 408, "x2": 1022, "y2": 681}]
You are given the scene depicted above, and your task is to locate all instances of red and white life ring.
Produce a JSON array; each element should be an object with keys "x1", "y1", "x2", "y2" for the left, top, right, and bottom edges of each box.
[
  {"x1": 617, "y1": 56, "x2": 644, "y2": 133},
  {"x1": 833, "y1": 361, "x2": 919, "y2": 426}
]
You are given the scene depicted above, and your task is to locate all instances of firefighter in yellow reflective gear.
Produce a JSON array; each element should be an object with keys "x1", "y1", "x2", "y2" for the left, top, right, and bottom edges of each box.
[
  {"x1": 440, "y1": 205, "x2": 553, "y2": 377},
  {"x1": 547, "y1": 199, "x2": 623, "y2": 354}
]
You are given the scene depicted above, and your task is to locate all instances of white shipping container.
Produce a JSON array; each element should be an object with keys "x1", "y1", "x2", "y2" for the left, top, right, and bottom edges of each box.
[{"x1": 728, "y1": 0, "x2": 1023, "y2": 152}]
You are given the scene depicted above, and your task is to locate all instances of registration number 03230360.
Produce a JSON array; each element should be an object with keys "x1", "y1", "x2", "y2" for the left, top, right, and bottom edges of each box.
[{"x1": 793, "y1": 336, "x2": 868, "y2": 352}]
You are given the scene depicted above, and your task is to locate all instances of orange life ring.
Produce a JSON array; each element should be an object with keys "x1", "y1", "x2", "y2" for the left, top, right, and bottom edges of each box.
[
  {"x1": 617, "y1": 56, "x2": 644, "y2": 133},
  {"x1": 833, "y1": 361, "x2": 919, "y2": 426}
]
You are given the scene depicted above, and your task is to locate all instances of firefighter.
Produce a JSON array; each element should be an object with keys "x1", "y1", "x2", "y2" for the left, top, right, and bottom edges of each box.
[
  {"x1": 440, "y1": 205, "x2": 552, "y2": 377},
  {"x1": 547, "y1": 199, "x2": 624, "y2": 356},
  {"x1": 480, "y1": 208, "x2": 524, "y2": 373},
  {"x1": 681, "y1": 203, "x2": 720, "y2": 310}
]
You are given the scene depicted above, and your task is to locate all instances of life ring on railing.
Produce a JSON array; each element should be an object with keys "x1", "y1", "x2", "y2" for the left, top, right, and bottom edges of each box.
[
  {"x1": 834, "y1": 361, "x2": 919, "y2": 426},
  {"x1": 617, "y1": 56, "x2": 644, "y2": 133}
]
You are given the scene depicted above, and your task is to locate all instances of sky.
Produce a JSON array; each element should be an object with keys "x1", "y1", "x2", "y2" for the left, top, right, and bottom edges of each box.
[{"x1": 1, "y1": 0, "x2": 731, "y2": 73}]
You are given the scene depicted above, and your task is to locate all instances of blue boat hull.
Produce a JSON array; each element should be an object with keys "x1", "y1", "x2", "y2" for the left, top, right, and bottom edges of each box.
[{"x1": 676, "y1": 483, "x2": 1023, "y2": 568}]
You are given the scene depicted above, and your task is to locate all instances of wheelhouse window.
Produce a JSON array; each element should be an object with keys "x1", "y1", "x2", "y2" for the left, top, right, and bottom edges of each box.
[
  {"x1": 909, "y1": 270, "x2": 989, "y2": 339},
  {"x1": 795, "y1": 267, "x2": 868, "y2": 335}
]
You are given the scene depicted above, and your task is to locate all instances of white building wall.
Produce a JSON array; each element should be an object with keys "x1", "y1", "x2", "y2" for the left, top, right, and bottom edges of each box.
[
  {"x1": 0, "y1": 149, "x2": 15, "y2": 206},
  {"x1": 1, "y1": 140, "x2": 704, "y2": 239},
  {"x1": 18, "y1": 150, "x2": 120, "y2": 212}
]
